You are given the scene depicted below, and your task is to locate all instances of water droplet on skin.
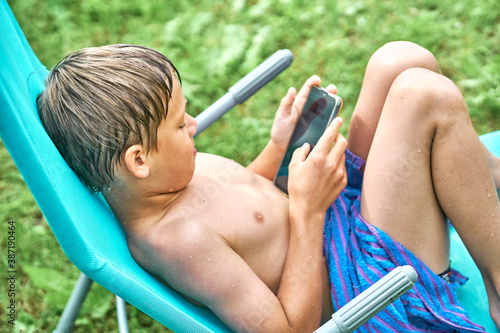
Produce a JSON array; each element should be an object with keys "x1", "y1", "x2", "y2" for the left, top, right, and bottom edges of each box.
[
  {"x1": 417, "y1": 148, "x2": 422, "y2": 153},
  {"x1": 207, "y1": 256, "x2": 211, "y2": 262},
  {"x1": 189, "y1": 256, "x2": 192, "y2": 259},
  {"x1": 487, "y1": 193, "x2": 492, "y2": 198}
]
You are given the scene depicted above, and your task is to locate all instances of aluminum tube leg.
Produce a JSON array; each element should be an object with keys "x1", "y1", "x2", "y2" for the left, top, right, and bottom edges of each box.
[
  {"x1": 53, "y1": 273, "x2": 93, "y2": 333},
  {"x1": 116, "y1": 296, "x2": 129, "y2": 333},
  {"x1": 194, "y1": 49, "x2": 293, "y2": 136},
  {"x1": 194, "y1": 93, "x2": 236, "y2": 135}
]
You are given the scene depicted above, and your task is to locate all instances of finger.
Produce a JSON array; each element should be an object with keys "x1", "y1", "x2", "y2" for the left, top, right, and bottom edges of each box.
[
  {"x1": 291, "y1": 142, "x2": 311, "y2": 163},
  {"x1": 296, "y1": 75, "x2": 321, "y2": 99},
  {"x1": 325, "y1": 84, "x2": 338, "y2": 95},
  {"x1": 329, "y1": 132, "x2": 348, "y2": 163},
  {"x1": 330, "y1": 151, "x2": 346, "y2": 182},
  {"x1": 313, "y1": 117, "x2": 343, "y2": 154},
  {"x1": 291, "y1": 75, "x2": 321, "y2": 115},
  {"x1": 277, "y1": 87, "x2": 296, "y2": 118},
  {"x1": 339, "y1": 151, "x2": 346, "y2": 169}
]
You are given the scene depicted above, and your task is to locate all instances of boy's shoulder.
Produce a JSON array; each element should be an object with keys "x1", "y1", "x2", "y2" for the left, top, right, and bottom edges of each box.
[
  {"x1": 127, "y1": 215, "x2": 226, "y2": 274},
  {"x1": 126, "y1": 214, "x2": 237, "y2": 307}
]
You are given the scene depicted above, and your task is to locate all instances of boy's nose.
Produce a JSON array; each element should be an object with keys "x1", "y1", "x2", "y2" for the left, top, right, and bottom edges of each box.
[{"x1": 187, "y1": 114, "x2": 197, "y2": 136}]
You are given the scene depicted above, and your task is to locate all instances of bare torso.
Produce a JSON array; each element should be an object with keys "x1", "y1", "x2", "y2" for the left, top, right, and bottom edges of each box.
[{"x1": 127, "y1": 152, "x2": 333, "y2": 318}]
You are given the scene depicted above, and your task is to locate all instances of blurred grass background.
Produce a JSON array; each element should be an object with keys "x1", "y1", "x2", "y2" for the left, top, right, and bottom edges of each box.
[{"x1": 1, "y1": 0, "x2": 499, "y2": 331}]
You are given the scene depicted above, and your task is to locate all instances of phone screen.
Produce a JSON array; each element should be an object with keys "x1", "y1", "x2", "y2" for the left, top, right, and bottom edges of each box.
[{"x1": 274, "y1": 86, "x2": 342, "y2": 194}]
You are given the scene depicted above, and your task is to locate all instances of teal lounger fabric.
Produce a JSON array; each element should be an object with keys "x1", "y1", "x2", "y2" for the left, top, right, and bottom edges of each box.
[
  {"x1": 0, "y1": 1, "x2": 231, "y2": 331},
  {"x1": 451, "y1": 130, "x2": 500, "y2": 332}
]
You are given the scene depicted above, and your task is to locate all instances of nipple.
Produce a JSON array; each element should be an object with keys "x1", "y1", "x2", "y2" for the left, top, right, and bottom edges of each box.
[{"x1": 254, "y1": 212, "x2": 265, "y2": 223}]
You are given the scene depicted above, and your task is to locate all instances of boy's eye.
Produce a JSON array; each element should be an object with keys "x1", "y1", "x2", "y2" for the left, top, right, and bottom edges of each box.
[{"x1": 180, "y1": 123, "x2": 186, "y2": 129}]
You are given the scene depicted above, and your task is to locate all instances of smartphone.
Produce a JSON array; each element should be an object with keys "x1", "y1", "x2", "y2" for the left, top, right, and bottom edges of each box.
[{"x1": 274, "y1": 86, "x2": 342, "y2": 195}]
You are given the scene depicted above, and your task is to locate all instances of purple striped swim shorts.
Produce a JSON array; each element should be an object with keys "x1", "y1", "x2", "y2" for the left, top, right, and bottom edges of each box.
[{"x1": 323, "y1": 149, "x2": 485, "y2": 332}]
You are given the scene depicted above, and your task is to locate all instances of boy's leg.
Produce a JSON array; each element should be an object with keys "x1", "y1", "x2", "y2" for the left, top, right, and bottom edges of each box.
[
  {"x1": 360, "y1": 67, "x2": 500, "y2": 325},
  {"x1": 347, "y1": 41, "x2": 440, "y2": 161},
  {"x1": 348, "y1": 41, "x2": 500, "y2": 188}
]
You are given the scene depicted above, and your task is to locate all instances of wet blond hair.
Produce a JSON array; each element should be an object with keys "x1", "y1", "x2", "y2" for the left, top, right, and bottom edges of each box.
[{"x1": 37, "y1": 44, "x2": 180, "y2": 193}]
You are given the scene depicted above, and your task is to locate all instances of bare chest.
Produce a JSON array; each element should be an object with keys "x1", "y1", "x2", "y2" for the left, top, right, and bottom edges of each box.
[{"x1": 173, "y1": 154, "x2": 291, "y2": 291}]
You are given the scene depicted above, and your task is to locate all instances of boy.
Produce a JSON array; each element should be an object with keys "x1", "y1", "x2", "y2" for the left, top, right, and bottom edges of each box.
[{"x1": 37, "y1": 42, "x2": 500, "y2": 332}]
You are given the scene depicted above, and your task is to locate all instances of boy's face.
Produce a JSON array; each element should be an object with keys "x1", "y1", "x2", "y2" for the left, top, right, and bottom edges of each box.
[{"x1": 147, "y1": 78, "x2": 197, "y2": 193}]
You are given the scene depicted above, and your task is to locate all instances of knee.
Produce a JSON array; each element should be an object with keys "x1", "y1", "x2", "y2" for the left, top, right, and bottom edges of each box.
[
  {"x1": 367, "y1": 41, "x2": 440, "y2": 78},
  {"x1": 390, "y1": 68, "x2": 467, "y2": 119}
]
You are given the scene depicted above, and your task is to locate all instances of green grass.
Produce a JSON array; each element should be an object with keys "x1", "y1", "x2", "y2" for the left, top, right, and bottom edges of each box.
[{"x1": 1, "y1": 0, "x2": 499, "y2": 331}]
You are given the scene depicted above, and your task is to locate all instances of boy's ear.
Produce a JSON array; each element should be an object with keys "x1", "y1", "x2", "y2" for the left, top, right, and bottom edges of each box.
[{"x1": 123, "y1": 144, "x2": 150, "y2": 179}]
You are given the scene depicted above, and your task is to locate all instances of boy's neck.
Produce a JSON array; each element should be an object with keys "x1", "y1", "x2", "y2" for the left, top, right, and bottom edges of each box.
[{"x1": 103, "y1": 186, "x2": 184, "y2": 229}]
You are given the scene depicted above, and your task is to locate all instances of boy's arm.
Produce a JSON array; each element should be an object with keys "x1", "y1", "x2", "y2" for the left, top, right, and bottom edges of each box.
[
  {"x1": 246, "y1": 138, "x2": 287, "y2": 181},
  {"x1": 151, "y1": 218, "x2": 324, "y2": 332},
  {"x1": 152, "y1": 220, "x2": 327, "y2": 332}
]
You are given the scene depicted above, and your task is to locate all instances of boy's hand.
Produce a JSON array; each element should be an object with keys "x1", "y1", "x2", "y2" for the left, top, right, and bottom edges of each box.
[
  {"x1": 270, "y1": 76, "x2": 338, "y2": 151},
  {"x1": 287, "y1": 117, "x2": 348, "y2": 218}
]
